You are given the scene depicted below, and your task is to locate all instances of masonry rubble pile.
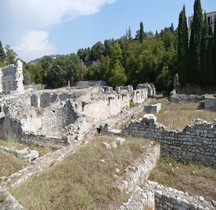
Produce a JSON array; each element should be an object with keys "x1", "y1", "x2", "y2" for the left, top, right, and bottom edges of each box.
[{"x1": 122, "y1": 114, "x2": 216, "y2": 167}]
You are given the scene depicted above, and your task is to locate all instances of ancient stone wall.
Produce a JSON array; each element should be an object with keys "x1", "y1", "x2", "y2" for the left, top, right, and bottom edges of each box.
[
  {"x1": 76, "y1": 80, "x2": 107, "y2": 87},
  {"x1": 116, "y1": 144, "x2": 160, "y2": 193},
  {"x1": 122, "y1": 115, "x2": 216, "y2": 167},
  {"x1": 152, "y1": 181, "x2": 214, "y2": 210},
  {"x1": 131, "y1": 89, "x2": 148, "y2": 103},
  {"x1": 170, "y1": 94, "x2": 204, "y2": 103},
  {"x1": 80, "y1": 93, "x2": 130, "y2": 122},
  {"x1": 120, "y1": 181, "x2": 215, "y2": 210},
  {"x1": 175, "y1": 84, "x2": 216, "y2": 95},
  {"x1": 203, "y1": 97, "x2": 216, "y2": 109},
  {"x1": 0, "y1": 60, "x2": 24, "y2": 94}
]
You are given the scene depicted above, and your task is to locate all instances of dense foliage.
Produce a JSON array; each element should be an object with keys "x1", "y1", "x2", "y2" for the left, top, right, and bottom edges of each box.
[{"x1": 0, "y1": 0, "x2": 215, "y2": 92}]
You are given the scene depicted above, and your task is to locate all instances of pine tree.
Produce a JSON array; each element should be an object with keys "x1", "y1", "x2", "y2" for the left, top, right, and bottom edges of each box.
[
  {"x1": 0, "y1": 41, "x2": 5, "y2": 63},
  {"x1": 177, "y1": 5, "x2": 188, "y2": 86},
  {"x1": 200, "y1": 14, "x2": 209, "y2": 85},
  {"x1": 189, "y1": 0, "x2": 203, "y2": 84},
  {"x1": 139, "y1": 22, "x2": 145, "y2": 43}
]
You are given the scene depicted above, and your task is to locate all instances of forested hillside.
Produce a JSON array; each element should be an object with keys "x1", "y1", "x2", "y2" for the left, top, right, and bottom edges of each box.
[{"x1": 0, "y1": 0, "x2": 215, "y2": 93}]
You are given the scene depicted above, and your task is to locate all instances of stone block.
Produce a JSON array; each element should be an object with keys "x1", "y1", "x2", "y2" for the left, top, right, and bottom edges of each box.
[
  {"x1": 144, "y1": 103, "x2": 161, "y2": 113},
  {"x1": 102, "y1": 142, "x2": 111, "y2": 150},
  {"x1": 115, "y1": 137, "x2": 126, "y2": 145}
]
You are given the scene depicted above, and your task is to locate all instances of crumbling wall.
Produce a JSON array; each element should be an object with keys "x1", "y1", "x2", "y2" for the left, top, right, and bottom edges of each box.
[
  {"x1": 80, "y1": 93, "x2": 130, "y2": 122},
  {"x1": 122, "y1": 115, "x2": 216, "y2": 167},
  {"x1": 0, "y1": 117, "x2": 23, "y2": 139},
  {"x1": 203, "y1": 96, "x2": 216, "y2": 109},
  {"x1": 120, "y1": 181, "x2": 215, "y2": 210},
  {"x1": 40, "y1": 100, "x2": 78, "y2": 137},
  {"x1": 152, "y1": 181, "x2": 214, "y2": 210},
  {"x1": 0, "y1": 60, "x2": 24, "y2": 94},
  {"x1": 116, "y1": 144, "x2": 160, "y2": 193},
  {"x1": 131, "y1": 89, "x2": 148, "y2": 103}
]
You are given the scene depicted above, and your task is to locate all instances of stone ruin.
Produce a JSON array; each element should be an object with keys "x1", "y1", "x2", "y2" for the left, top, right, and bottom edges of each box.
[
  {"x1": 0, "y1": 82, "x2": 150, "y2": 145},
  {"x1": 0, "y1": 67, "x2": 215, "y2": 209},
  {"x1": 0, "y1": 60, "x2": 24, "y2": 94},
  {"x1": 122, "y1": 114, "x2": 216, "y2": 167}
]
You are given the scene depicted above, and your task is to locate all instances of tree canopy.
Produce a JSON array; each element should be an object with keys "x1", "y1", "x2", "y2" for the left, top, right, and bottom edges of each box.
[{"x1": 1, "y1": 0, "x2": 215, "y2": 92}]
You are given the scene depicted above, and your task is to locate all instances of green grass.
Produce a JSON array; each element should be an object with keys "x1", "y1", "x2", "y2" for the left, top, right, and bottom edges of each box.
[
  {"x1": 0, "y1": 151, "x2": 27, "y2": 177},
  {"x1": 149, "y1": 156, "x2": 216, "y2": 202},
  {"x1": 0, "y1": 194, "x2": 6, "y2": 203},
  {"x1": 11, "y1": 135, "x2": 152, "y2": 210},
  {"x1": 0, "y1": 139, "x2": 57, "y2": 156},
  {"x1": 0, "y1": 139, "x2": 58, "y2": 177},
  {"x1": 144, "y1": 98, "x2": 216, "y2": 130}
]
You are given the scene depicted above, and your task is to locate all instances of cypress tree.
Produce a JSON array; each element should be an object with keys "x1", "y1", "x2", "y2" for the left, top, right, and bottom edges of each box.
[
  {"x1": 200, "y1": 14, "x2": 209, "y2": 85},
  {"x1": 189, "y1": 0, "x2": 203, "y2": 84},
  {"x1": 139, "y1": 22, "x2": 145, "y2": 43},
  {"x1": 177, "y1": 5, "x2": 188, "y2": 86},
  {"x1": 0, "y1": 41, "x2": 5, "y2": 63},
  {"x1": 207, "y1": 26, "x2": 214, "y2": 85},
  {"x1": 213, "y1": 18, "x2": 216, "y2": 83}
]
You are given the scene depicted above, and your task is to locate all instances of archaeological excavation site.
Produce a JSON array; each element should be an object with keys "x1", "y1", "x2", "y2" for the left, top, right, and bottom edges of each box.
[{"x1": 0, "y1": 60, "x2": 216, "y2": 210}]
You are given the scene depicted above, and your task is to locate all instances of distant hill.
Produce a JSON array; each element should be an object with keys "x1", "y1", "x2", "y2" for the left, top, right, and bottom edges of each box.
[{"x1": 29, "y1": 54, "x2": 61, "y2": 64}]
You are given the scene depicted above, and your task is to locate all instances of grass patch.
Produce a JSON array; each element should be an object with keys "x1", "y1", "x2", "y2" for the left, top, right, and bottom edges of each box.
[
  {"x1": 129, "y1": 101, "x2": 137, "y2": 107},
  {"x1": 0, "y1": 139, "x2": 57, "y2": 156},
  {"x1": 11, "y1": 135, "x2": 151, "y2": 210},
  {"x1": 0, "y1": 194, "x2": 6, "y2": 203},
  {"x1": 0, "y1": 151, "x2": 27, "y2": 177},
  {"x1": 149, "y1": 156, "x2": 216, "y2": 202},
  {"x1": 144, "y1": 98, "x2": 216, "y2": 130}
]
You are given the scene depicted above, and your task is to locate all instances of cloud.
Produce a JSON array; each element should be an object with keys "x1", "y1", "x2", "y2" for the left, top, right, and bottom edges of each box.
[
  {"x1": 13, "y1": 30, "x2": 55, "y2": 62},
  {"x1": 0, "y1": 0, "x2": 117, "y2": 61},
  {"x1": 1, "y1": 0, "x2": 116, "y2": 29}
]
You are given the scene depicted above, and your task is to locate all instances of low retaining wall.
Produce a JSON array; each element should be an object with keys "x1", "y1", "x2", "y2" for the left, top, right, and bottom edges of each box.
[
  {"x1": 119, "y1": 181, "x2": 215, "y2": 210},
  {"x1": 170, "y1": 94, "x2": 204, "y2": 103},
  {"x1": 116, "y1": 144, "x2": 160, "y2": 193},
  {"x1": 0, "y1": 185, "x2": 23, "y2": 210},
  {"x1": 122, "y1": 115, "x2": 216, "y2": 167}
]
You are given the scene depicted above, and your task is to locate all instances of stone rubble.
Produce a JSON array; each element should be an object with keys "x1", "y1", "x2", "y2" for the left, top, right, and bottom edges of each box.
[{"x1": 0, "y1": 146, "x2": 39, "y2": 162}]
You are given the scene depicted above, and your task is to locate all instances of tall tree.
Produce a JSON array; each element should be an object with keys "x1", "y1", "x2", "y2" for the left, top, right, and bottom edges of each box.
[
  {"x1": 90, "y1": 42, "x2": 105, "y2": 61},
  {"x1": 189, "y1": 0, "x2": 203, "y2": 84},
  {"x1": 108, "y1": 42, "x2": 127, "y2": 86},
  {"x1": 213, "y1": 17, "x2": 216, "y2": 82},
  {"x1": 207, "y1": 26, "x2": 214, "y2": 85},
  {"x1": 139, "y1": 22, "x2": 145, "y2": 43},
  {"x1": 177, "y1": 5, "x2": 188, "y2": 85},
  {"x1": 200, "y1": 13, "x2": 209, "y2": 85},
  {"x1": 0, "y1": 41, "x2": 5, "y2": 64},
  {"x1": 5, "y1": 45, "x2": 17, "y2": 64}
]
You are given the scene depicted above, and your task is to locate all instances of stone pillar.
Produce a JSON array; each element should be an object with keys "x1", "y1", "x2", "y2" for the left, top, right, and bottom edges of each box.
[{"x1": 15, "y1": 59, "x2": 24, "y2": 94}]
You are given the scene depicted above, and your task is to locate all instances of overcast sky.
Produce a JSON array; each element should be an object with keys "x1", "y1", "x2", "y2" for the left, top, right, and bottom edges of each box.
[{"x1": 0, "y1": 0, "x2": 215, "y2": 62}]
